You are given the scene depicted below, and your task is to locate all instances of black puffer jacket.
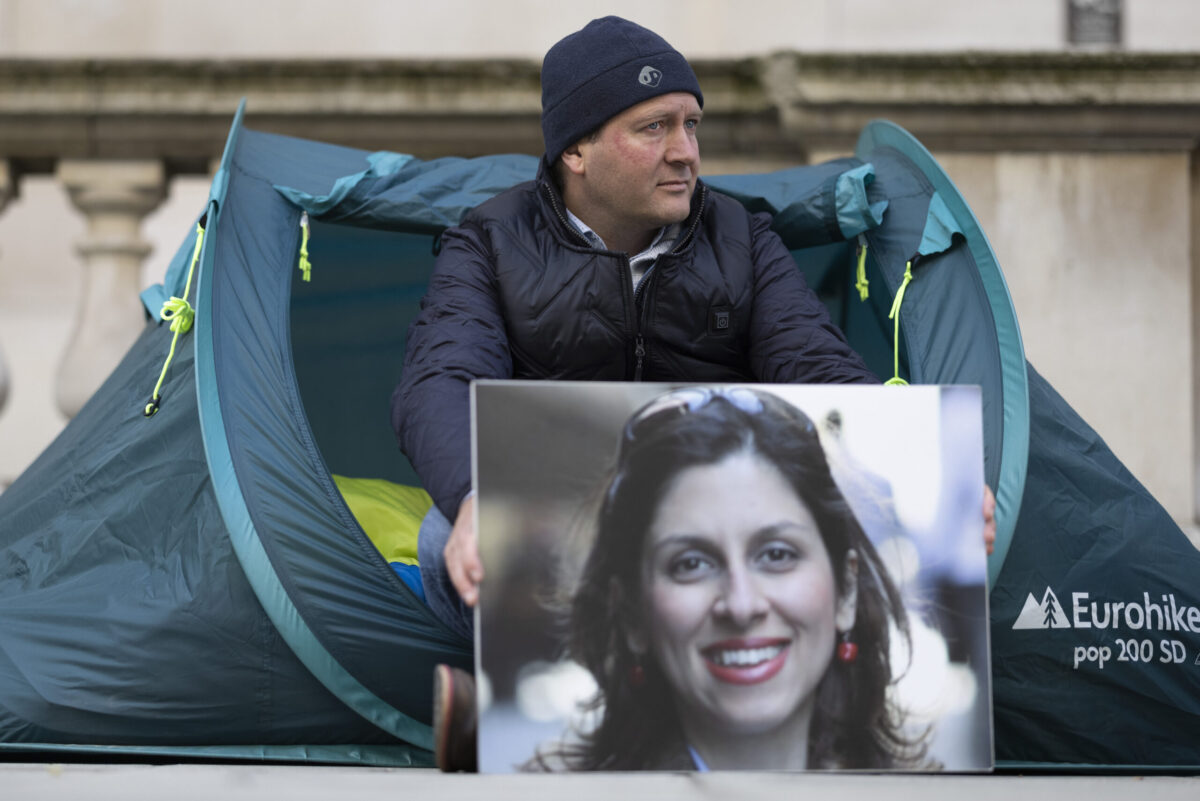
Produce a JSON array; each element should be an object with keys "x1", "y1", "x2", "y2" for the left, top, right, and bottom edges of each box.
[{"x1": 392, "y1": 167, "x2": 877, "y2": 517}]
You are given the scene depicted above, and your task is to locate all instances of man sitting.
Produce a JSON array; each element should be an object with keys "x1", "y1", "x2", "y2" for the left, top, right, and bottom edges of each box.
[{"x1": 391, "y1": 16, "x2": 994, "y2": 770}]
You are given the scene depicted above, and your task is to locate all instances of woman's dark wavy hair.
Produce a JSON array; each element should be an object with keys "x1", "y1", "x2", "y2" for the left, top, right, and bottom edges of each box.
[{"x1": 541, "y1": 387, "x2": 924, "y2": 771}]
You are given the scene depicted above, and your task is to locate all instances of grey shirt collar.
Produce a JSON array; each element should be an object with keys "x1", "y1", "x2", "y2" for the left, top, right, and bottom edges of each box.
[{"x1": 565, "y1": 208, "x2": 680, "y2": 292}]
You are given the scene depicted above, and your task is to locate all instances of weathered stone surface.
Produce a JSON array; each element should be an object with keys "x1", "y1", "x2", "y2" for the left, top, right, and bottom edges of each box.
[
  {"x1": 1, "y1": 53, "x2": 1199, "y2": 169},
  {"x1": 762, "y1": 52, "x2": 1200, "y2": 151}
]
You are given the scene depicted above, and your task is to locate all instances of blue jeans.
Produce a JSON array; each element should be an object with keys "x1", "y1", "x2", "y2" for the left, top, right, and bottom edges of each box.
[{"x1": 417, "y1": 504, "x2": 475, "y2": 642}]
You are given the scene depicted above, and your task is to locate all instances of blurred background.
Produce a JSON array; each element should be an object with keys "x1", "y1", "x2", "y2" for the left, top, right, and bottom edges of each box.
[{"x1": 0, "y1": 0, "x2": 1197, "y2": 543}]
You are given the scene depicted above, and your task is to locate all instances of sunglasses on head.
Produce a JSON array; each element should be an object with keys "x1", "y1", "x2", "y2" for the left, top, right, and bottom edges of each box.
[{"x1": 621, "y1": 386, "x2": 767, "y2": 445}]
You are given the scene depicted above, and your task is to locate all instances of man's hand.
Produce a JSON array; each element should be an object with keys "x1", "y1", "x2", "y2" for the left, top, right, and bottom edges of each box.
[
  {"x1": 444, "y1": 493, "x2": 483, "y2": 607},
  {"x1": 983, "y1": 484, "x2": 996, "y2": 557}
]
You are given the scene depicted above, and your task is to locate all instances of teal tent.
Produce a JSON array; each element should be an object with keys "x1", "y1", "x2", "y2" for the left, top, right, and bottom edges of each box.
[{"x1": 0, "y1": 103, "x2": 1195, "y2": 768}]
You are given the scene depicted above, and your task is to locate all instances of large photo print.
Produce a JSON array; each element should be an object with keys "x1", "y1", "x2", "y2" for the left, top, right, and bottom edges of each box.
[{"x1": 473, "y1": 382, "x2": 991, "y2": 772}]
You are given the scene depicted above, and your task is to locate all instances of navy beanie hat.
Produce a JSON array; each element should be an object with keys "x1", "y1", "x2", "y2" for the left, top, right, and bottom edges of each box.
[{"x1": 541, "y1": 16, "x2": 704, "y2": 165}]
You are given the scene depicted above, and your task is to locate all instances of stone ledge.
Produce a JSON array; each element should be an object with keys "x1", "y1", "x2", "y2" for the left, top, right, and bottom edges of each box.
[
  {"x1": 767, "y1": 51, "x2": 1200, "y2": 105},
  {"x1": 1, "y1": 53, "x2": 1198, "y2": 170},
  {"x1": 763, "y1": 52, "x2": 1200, "y2": 151}
]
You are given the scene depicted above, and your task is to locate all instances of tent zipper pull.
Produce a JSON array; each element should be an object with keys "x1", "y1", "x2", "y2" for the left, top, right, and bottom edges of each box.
[
  {"x1": 884, "y1": 258, "x2": 915, "y2": 386},
  {"x1": 855, "y1": 234, "x2": 869, "y2": 301},
  {"x1": 298, "y1": 211, "x2": 313, "y2": 283}
]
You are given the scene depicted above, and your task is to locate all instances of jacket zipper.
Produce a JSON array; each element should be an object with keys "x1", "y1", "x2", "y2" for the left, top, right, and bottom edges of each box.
[
  {"x1": 542, "y1": 180, "x2": 708, "y2": 382},
  {"x1": 629, "y1": 186, "x2": 707, "y2": 381},
  {"x1": 544, "y1": 181, "x2": 642, "y2": 377},
  {"x1": 617, "y1": 254, "x2": 642, "y2": 381},
  {"x1": 633, "y1": 184, "x2": 706, "y2": 308}
]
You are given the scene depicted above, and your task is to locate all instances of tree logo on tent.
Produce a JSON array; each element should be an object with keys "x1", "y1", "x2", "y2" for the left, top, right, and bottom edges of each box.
[{"x1": 1012, "y1": 587, "x2": 1071, "y2": 629}]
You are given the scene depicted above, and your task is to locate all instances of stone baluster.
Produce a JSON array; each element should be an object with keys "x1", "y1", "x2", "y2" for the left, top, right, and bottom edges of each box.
[
  {"x1": 0, "y1": 162, "x2": 13, "y2": 418},
  {"x1": 55, "y1": 160, "x2": 165, "y2": 419}
]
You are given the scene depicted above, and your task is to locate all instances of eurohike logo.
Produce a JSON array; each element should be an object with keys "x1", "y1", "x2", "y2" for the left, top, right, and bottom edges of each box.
[
  {"x1": 1013, "y1": 587, "x2": 1071, "y2": 629},
  {"x1": 1015, "y1": 586, "x2": 1200, "y2": 670},
  {"x1": 1013, "y1": 586, "x2": 1200, "y2": 632}
]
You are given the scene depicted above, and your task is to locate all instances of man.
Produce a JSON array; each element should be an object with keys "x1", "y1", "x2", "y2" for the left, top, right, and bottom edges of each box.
[
  {"x1": 394, "y1": 15, "x2": 877, "y2": 636},
  {"x1": 392, "y1": 16, "x2": 993, "y2": 769}
]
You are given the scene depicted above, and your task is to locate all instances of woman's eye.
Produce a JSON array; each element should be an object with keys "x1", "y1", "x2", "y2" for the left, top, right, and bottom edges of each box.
[
  {"x1": 756, "y1": 544, "x2": 800, "y2": 570},
  {"x1": 667, "y1": 552, "x2": 714, "y2": 580}
]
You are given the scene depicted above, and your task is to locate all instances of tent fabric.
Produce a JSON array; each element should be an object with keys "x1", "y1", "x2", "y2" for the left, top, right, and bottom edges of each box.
[
  {"x1": 275, "y1": 152, "x2": 541, "y2": 234},
  {"x1": 0, "y1": 114, "x2": 1021, "y2": 761},
  {"x1": 274, "y1": 151, "x2": 417, "y2": 217},
  {"x1": 0, "y1": 323, "x2": 424, "y2": 761},
  {"x1": 0, "y1": 741, "x2": 429, "y2": 766},
  {"x1": 193, "y1": 124, "x2": 465, "y2": 753},
  {"x1": 834, "y1": 163, "x2": 890, "y2": 240},
  {"x1": 1, "y1": 106, "x2": 1191, "y2": 769},
  {"x1": 991, "y1": 364, "x2": 1200, "y2": 767},
  {"x1": 917, "y1": 192, "x2": 963, "y2": 257},
  {"x1": 702, "y1": 158, "x2": 887, "y2": 249},
  {"x1": 855, "y1": 121, "x2": 1029, "y2": 586},
  {"x1": 852, "y1": 130, "x2": 1013, "y2": 497}
]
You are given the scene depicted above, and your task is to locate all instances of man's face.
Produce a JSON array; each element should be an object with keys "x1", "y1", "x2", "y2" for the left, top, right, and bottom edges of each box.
[{"x1": 562, "y1": 92, "x2": 702, "y2": 248}]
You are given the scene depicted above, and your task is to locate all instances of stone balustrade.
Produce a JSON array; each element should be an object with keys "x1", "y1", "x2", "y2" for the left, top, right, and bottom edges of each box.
[
  {"x1": 0, "y1": 53, "x2": 1197, "y2": 525},
  {"x1": 54, "y1": 160, "x2": 165, "y2": 418}
]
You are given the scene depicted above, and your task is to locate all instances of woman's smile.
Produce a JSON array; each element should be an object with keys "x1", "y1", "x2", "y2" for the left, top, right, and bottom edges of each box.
[{"x1": 701, "y1": 638, "x2": 791, "y2": 685}]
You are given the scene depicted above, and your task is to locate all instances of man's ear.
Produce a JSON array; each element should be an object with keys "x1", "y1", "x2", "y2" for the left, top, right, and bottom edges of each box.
[
  {"x1": 836, "y1": 548, "x2": 859, "y2": 633},
  {"x1": 560, "y1": 142, "x2": 587, "y2": 177}
]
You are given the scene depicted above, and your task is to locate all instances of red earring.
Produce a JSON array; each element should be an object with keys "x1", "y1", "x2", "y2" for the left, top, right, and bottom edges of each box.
[
  {"x1": 837, "y1": 631, "x2": 858, "y2": 663},
  {"x1": 629, "y1": 662, "x2": 646, "y2": 687}
]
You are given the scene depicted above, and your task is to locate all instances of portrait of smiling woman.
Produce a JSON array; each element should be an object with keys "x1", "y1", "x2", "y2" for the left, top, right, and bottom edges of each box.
[
  {"x1": 474, "y1": 382, "x2": 991, "y2": 773},
  {"x1": 527, "y1": 387, "x2": 923, "y2": 771}
]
